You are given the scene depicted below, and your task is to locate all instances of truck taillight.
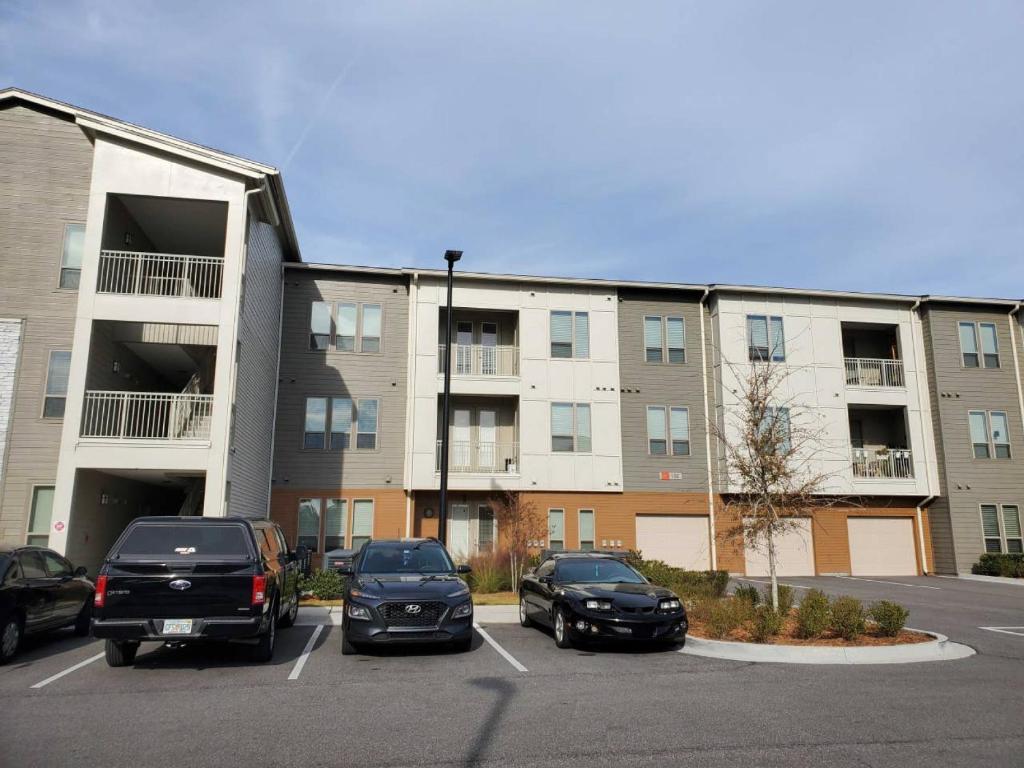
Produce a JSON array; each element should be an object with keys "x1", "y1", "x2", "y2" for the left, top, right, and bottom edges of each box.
[
  {"x1": 251, "y1": 575, "x2": 266, "y2": 606},
  {"x1": 94, "y1": 575, "x2": 107, "y2": 608}
]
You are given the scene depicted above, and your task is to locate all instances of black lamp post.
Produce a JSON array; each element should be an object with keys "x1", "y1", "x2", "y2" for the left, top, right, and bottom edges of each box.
[{"x1": 437, "y1": 249, "x2": 462, "y2": 545}]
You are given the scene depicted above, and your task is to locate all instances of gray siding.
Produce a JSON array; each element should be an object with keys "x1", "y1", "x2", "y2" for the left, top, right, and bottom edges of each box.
[
  {"x1": 617, "y1": 289, "x2": 709, "y2": 492},
  {"x1": 272, "y1": 269, "x2": 408, "y2": 489},
  {"x1": 0, "y1": 103, "x2": 93, "y2": 544},
  {"x1": 922, "y1": 304, "x2": 1024, "y2": 573},
  {"x1": 229, "y1": 218, "x2": 285, "y2": 518}
]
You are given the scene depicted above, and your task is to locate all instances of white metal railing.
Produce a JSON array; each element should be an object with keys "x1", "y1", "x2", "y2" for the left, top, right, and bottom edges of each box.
[
  {"x1": 852, "y1": 447, "x2": 914, "y2": 479},
  {"x1": 437, "y1": 344, "x2": 519, "y2": 377},
  {"x1": 844, "y1": 357, "x2": 905, "y2": 388},
  {"x1": 81, "y1": 391, "x2": 214, "y2": 441},
  {"x1": 97, "y1": 250, "x2": 223, "y2": 299},
  {"x1": 436, "y1": 440, "x2": 519, "y2": 473}
]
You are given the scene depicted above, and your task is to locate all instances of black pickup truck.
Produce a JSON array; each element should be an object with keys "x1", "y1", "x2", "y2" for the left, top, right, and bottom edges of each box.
[{"x1": 92, "y1": 516, "x2": 301, "y2": 667}]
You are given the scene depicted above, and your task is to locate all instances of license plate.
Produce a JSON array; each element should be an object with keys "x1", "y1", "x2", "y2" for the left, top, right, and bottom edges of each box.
[{"x1": 162, "y1": 619, "x2": 193, "y2": 635}]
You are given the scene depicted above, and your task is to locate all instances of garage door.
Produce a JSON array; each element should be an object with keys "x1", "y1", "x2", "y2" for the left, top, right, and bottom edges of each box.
[
  {"x1": 635, "y1": 515, "x2": 711, "y2": 570},
  {"x1": 847, "y1": 517, "x2": 918, "y2": 576},
  {"x1": 744, "y1": 518, "x2": 815, "y2": 576}
]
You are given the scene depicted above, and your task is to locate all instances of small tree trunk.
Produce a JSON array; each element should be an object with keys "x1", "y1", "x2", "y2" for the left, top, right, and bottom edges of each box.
[{"x1": 767, "y1": 529, "x2": 779, "y2": 610}]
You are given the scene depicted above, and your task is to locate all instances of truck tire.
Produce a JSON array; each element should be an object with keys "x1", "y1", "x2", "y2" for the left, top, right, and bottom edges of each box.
[
  {"x1": 251, "y1": 610, "x2": 276, "y2": 663},
  {"x1": 105, "y1": 640, "x2": 138, "y2": 667},
  {"x1": 278, "y1": 590, "x2": 299, "y2": 629},
  {"x1": 73, "y1": 601, "x2": 92, "y2": 637}
]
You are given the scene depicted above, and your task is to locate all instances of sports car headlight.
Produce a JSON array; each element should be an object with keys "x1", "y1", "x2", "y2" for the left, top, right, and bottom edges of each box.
[
  {"x1": 584, "y1": 599, "x2": 613, "y2": 611},
  {"x1": 451, "y1": 602, "x2": 473, "y2": 619},
  {"x1": 659, "y1": 599, "x2": 682, "y2": 611},
  {"x1": 347, "y1": 604, "x2": 372, "y2": 621}
]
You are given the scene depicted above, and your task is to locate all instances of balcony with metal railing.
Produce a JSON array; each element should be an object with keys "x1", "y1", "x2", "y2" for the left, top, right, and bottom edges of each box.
[
  {"x1": 437, "y1": 344, "x2": 519, "y2": 377},
  {"x1": 844, "y1": 357, "x2": 905, "y2": 388},
  {"x1": 97, "y1": 251, "x2": 223, "y2": 299},
  {"x1": 851, "y1": 447, "x2": 914, "y2": 479},
  {"x1": 81, "y1": 391, "x2": 213, "y2": 442},
  {"x1": 435, "y1": 440, "x2": 520, "y2": 474}
]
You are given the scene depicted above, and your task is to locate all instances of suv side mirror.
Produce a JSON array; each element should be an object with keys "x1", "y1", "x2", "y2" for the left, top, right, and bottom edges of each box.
[
  {"x1": 73, "y1": 566, "x2": 88, "y2": 578},
  {"x1": 456, "y1": 564, "x2": 472, "y2": 575}
]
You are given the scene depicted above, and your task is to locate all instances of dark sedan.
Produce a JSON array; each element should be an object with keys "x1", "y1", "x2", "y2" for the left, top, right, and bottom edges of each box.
[
  {"x1": 1, "y1": 545, "x2": 94, "y2": 663},
  {"x1": 519, "y1": 552, "x2": 687, "y2": 648}
]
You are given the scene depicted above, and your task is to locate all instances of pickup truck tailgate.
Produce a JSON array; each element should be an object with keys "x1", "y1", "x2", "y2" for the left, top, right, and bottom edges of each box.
[{"x1": 102, "y1": 562, "x2": 256, "y2": 619}]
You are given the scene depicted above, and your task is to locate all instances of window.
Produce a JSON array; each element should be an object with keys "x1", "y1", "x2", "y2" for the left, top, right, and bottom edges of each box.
[
  {"x1": 336, "y1": 303, "x2": 357, "y2": 351},
  {"x1": 352, "y1": 500, "x2": 374, "y2": 550},
  {"x1": 982, "y1": 504, "x2": 1023, "y2": 554},
  {"x1": 330, "y1": 397, "x2": 353, "y2": 449},
  {"x1": 310, "y1": 302, "x2": 332, "y2": 351},
  {"x1": 1003, "y1": 505, "x2": 1023, "y2": 554},
  {"x1": 644, "y1": 316, "x2": 686, "y2": 364},
  {"x1": 478, "y1": 506, "x2": 496, "y2": 552},
  {"x1": 27, "y1": 486, "x2": 54, "y2": 547},
  {"x1": 671, "y1": 407, "x2": 691, "y2": 456},
  {"x1": 760, "y1": 406, "x2": 792, "y2": 453},
  {"x1": 325, "y1": 499, "x2": 348, "y2": 550},
  {"x1": 20, "y1": 551, "x2": 47, "y2": 579},
  {"x1": 59, "y1": 223, "x2": 85, "y2": 289},
  {"x1": 646, "y1": 406, "x2": 667, "y2": 455},
  {"x1": 970, "y1": 410, "x2": 1011, "y2": 459},
  {"x1": 41, "y1": 551, "x2": 72, "y2": 578},
  {"x1": 548, "y1": 509, "x2": 565, "y2": 550},
  {"x1": 959, "y1": 321, "x2": 1000, "y2": 368},
  {"x1": 647, "y1": 406, "x2": 691, "y2": 456},
  {"x1": 747, "y1": 315, "x2": 785, "y2": 362},
  {"x1": 551, "y1": 402, "x2": 591, "y2": 452},
  {"x1": 361, "y1": 304, "x2": 382, "y2": 352},
  {"x1": 297, "y1": 499, "x2": 321, "y2": 551},
  {"x1": 356, "y1": 399, "x2": 379, "y2": 449},
  {"x1": 304, "y1": 397, "x2": 327, "y2": 449},
  {"x1": 550, "y1": 310, "x2": 589, "y2": 359},
  {"x1": 43, "y1": 351, "x2": 71, "y2": 419},
  {"x1": 578, "y1": 509, "x2": 595, "y2": 551}
]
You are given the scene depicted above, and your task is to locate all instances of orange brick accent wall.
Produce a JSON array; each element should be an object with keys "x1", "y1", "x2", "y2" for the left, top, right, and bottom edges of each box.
[{"x1": 270, "y1": 488, "x2": 408, "y2": 550}]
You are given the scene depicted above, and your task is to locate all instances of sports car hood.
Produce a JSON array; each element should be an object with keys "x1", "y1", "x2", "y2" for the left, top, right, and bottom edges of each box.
[
  {"x1": 561, "y1": 582, "x2": 675, "y2": 604},
  {"x1": 351, "y1": 574, "x2": 470, "y2": 600}
]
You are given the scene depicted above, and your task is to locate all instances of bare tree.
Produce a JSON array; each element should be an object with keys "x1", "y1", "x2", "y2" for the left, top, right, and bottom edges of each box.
[
  {"x1": 489, "y1": 491, "x2": 548, "y2": 587},
  {"x1": 711, "y1": 358, "x2": 845, "y2": 610}
]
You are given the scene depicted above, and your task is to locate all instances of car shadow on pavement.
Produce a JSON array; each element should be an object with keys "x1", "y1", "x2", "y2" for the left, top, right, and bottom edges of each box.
[
  {"x1": 126, "y1": 630, "x2": 312, "y2": 671},
  {"x1": 347, "y1": 632, "x2": 485, "y2": 658},
  {"x1": 2, "y1": 629, "x2": 96, "y2": 672}
]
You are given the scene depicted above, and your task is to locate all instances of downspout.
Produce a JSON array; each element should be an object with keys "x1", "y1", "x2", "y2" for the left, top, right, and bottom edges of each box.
[
  {"x1": 1008, "y1": 304, "x2": 1024, "y2": 450},
  {"x1": 910, "y1": 297, "x2": 935, "y2": 574},
  {"x1": 403, "y1": 272, "x2": 420, "y2": 538},
  {"x1": 266, "y1": 258, "x2": 284, "y2": 520},
  {"x1": 915, "y1": 494, "x2": 936, "y2": 575},
  {"x1": 699, "y1": 288, "x2": 718, "y2": 569}
]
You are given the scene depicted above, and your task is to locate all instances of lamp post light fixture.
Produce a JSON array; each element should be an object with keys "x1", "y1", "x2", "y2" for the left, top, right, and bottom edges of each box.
[{"x1": 437, "y1": 249, "x2": 462, "y2": 546}]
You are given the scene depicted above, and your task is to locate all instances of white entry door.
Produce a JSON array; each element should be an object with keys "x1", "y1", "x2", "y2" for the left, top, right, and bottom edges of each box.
[
  {"x1": 635, "y1": 515, "x2": 712, "y2": 570},
  {"x1": 480, "y1": 322, "x2": 498, "y2": 375},
  {"x1": 847, "y1": 517, "x2": 918, "y2": 576},
  {"x1": 452, "y1": 409, "x2": 471, "y2": 470},
  {"x1": 478, "y1": 409, "x2": 496, "y2": 471},
  {"x1": 744, "y1": 518, "x2": 815, "y2": 577},
  {"x1": 448, "y1": 504, "x2": 470, "y2": 562}
]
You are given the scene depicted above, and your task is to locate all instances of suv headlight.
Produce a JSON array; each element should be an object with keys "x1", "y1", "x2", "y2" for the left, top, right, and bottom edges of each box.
[
  {"x1": 347, "y1": 604, "x2": 372, "y2": 621},
  {"x1": 584, "y1": 599, "x2": 613, "y2": 611},
  {"x1": 451, "y1": 602, "x2": 473, "y2": 619},
  {"x1": 659, "y1": 599, "x2": 682, "y2": 611}
]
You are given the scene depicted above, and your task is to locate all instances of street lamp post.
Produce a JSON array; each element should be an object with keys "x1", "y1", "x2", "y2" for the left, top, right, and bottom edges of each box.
[{"x1": 437, "y1": 249, "x2": 462, "y2": 546}]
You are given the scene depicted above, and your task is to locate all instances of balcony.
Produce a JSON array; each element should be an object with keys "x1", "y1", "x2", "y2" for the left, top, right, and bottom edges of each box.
[
  {"x1": 852, "y1": 447, "x2": 914, "y2": 479},
  {"x1": 436, "y1": 440, "x2": 519, "y2": 474},
  {"x1": 844, "y1": 357, "x2": 905, "y2": 388},
  {"x1": 81, "y1": 391, "x2": 213, "y2": 441},
  {"x1": 97, "y1": 251, "x2": 223, "y2": 299},
  {"x1": 438, "y1": 344, "x2": 519, "y2": 377}
]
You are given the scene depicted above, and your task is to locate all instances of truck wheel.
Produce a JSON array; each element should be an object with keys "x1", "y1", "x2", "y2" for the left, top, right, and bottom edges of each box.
[
  {"x1": 105, "y1": 640, "x2": 138, "y2": 667},
  {"x1": 0, "y1": 616, "x2": 22, "y2": 664},
  {"x1": 73, "y1": 601, "x2": 92, "y2": 637},
  {"x1": 251, "y1": 611, "x2": 276, "y2": 663},
  {"x1": 341, "y1": 632, "x2": 358, "y2": 656},
  {"x1": 278, "y1": 590, "x2": 299, "y2": 629}
]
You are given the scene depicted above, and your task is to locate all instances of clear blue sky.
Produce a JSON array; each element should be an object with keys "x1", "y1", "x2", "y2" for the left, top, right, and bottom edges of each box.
[{"x1": 3, "y1": 1, "x2": 1022, "y2": 297}]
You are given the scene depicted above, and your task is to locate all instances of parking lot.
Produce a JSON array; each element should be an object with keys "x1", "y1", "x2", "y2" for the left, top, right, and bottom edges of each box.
[{"x1": 2, "y1": 576, "x2": 1023, "y2": 768}]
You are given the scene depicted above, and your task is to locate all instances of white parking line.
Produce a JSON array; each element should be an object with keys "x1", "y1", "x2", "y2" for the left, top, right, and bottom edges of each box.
[
  {"x1": 288, "y1": 625, "x2": 324, "y2": 681},
  {"x1": 979, "y1": 626, "x2": 1024, "y2": 638},
  {"x1": 734, "y1": 577, "x2": 810, "y2": 590},
  {"x1": 474, "y1": 622, "x2": 527, "y2": 673},
  {"x1": 30, "y1": 651, "x2": 105, "y2": 690},
  {"x1": 834, "y1": 576, "x2": 941, "y2": 590}
]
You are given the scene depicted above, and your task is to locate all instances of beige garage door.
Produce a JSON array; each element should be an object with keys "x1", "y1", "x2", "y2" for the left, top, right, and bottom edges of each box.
[
  {"x1": 847, "y1": 517, "x2": 918, "y2": 576},
  {"x1": 635, "y1": 515, "x2": 711, "y2": 570},
  {"x1": 744, "y1": 518, "x2": 815, "y2": 576}
]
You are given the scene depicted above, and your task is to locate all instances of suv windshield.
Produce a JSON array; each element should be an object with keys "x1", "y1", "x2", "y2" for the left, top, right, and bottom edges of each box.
[
  {"x1": 115, "y1": 524, "x2": 252, "y2": 558},
  {"x1": 555, "y1": 559, "x2": 646, "y2": 584},
  {"x1": 358, "y1": 542, "x2": 454, "y2": 575}
]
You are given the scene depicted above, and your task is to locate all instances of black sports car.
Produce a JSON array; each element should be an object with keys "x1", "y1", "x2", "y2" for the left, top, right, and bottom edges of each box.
[{"x1": 519, "y1": 552, "x2": 687, "y2": 648}]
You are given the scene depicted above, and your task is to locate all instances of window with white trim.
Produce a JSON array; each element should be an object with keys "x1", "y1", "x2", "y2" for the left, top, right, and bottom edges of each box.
[
  {"x1": 548, "y1": 509, "x2": 565, "y2": 550},
  {"x1": 325, "y1": 499, "x2": 348, "y2": 550},
  {"x1": 310, "y1": 302, "x2": 332, "y2": 351},
  {"x1": 27, "y1": 486, "x2": 54, "y2": 547},
  {"x1": 578, "y1": 509, "x2": 595, "y2": 551},
  {"x1": 550, "y1": 310, "x2": 589, "y2": 359},
  {"x1": 298, "y1": 498, "x2": 321, "y2": 552},
  {"x1": 304, "y1": 397, "x2": 327, "y2": 449},
  {"x1": 643, "y1": 316, "x2": 685, "y2": 363},
  {"x1": 959, "y1": 321, "x2": 1000, "y2": 368},
  {"x1": 747, "y1": 315, "x2": 785, "y2": 362},
  {"x1": 759, "y1": 406, "x2": 792, "y2": 453},
  {"x1": 352, "y1": 499, "x2": 374, "y2": 550},
  {"x1": 970, "y1": 410, "x2": 1011, "y2": 459},
  {"x1": 59, "y1": 224, "x2": 85, "y2": 289},
  {"x1": 307, "y1": 397, "x2": 379, "y2": 451},
  {"x1": 982, "y1": 504, "x2": 1022, "y2": 554},
  {"x1": 43, "y1": 351, "x2": 71, "y2": 419},
  {"x1": 646, "y1": 406, "x2": 691, "y2": 456},
  {"x1": 309, "y1": 300, "x2": 384, "y2": 353},
  {"x1": 551, "y1": 402, "x2": 591, "y2": 452}
]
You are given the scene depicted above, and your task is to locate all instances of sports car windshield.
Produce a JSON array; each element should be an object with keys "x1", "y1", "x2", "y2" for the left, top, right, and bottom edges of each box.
[
  {"x1": 358, "y1": 543, "x2": 454, "y2": 574},
  {"x1": 555, "y1": 559, "x2": 646, "y2": 584}
]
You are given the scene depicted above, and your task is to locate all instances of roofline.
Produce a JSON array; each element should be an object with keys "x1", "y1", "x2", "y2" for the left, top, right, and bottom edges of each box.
[{"x1": 1, "y1": 87, "x2": 301, "y2": 261}]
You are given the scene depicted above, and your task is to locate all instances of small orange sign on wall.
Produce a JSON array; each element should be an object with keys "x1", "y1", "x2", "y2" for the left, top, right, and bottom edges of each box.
[{"x1": 659, "y1": 471, "x2": 682, "y2": 481}]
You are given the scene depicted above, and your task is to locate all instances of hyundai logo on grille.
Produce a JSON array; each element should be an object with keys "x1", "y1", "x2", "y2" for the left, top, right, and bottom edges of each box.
[
  {"x1": 169, "y1": 579, "x2": 192, "y2": 591},
  {"x1": 404, "y1": 604, "x2": 422, "y2": 614}
]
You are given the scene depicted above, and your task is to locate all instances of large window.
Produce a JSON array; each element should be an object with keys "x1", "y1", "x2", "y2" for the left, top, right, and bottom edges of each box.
[
  {"x1": 352, "y1": 499, "x2": 374, "y2": 550},
  {"x1": 27, "y1": 486, "x2": 54, "y2": 547},
  {"x1": 43, "y1": 351, "x2": 71, "y2": 419},
  {"x1": 646, "y1": 406, "x2": 691, "y2": 456},
  {"x1": 643, "y1": 316, "x2": 685, "y2": 363},
  {"x1": 959, "y1": 321, "x2": 999, "y2": 368},
  {"x1": 981, "y1": 504, "x2": 1023, "y2": 554},
  {"x1": 325, "y1": 499, "x2": 348, "y2": 550},
  {"x1": 550, "y1": 310, "x2": 589, "y2": 359},
  {"x1": 309, "y1": 300, "x2": 384, "y2": 353},
  {"x1": 578, "y1": 509, "x2": 595, "y2": 551},
  {"x1": 306, "y1": 397, "x2": 378, "y2": 451},
  {"x1": 297, "y1": 499, "x2": 321, "y2": 552},
  {"x1": 970, "y1": 410, "x2": 1011, "y2": 459},
  {"x1": 548, "y1": 509, "x2": 565, "y2": 550},
  {"x1": 551, "y1": 402, "x2": 591, "y2": 452},
  {"x1": 59, "y1": 223, "x2": 85, "y2": 289},
  {"x1": 747, "y1": 315, "x2": 785, "y2": 362}
]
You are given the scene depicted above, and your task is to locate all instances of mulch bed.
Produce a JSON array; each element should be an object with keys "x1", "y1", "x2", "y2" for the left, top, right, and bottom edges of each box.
[{"x1": 688, "y1": 614, "x2": 932, "y2": 647}]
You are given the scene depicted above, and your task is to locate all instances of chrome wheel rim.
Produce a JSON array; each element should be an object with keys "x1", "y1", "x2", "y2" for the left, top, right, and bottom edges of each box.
[
  {"x1": 555, "y1": 612, "x2": 564, "y2": 642},
  {"x1": 519, "y1": 598, "x2": 527, "y2": 623},
  {"x1": 2, "y1": 622, "x2": 19, "y2": 657}
]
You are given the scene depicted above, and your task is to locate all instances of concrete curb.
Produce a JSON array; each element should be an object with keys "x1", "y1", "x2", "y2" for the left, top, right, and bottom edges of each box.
[{"x1": 680, "y1": 629, "x2": 976, "y2": 665}]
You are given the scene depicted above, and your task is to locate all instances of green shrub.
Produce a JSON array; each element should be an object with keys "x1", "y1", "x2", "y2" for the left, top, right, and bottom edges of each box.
[
  {"x1": 624, "y1": 551, "x2": 729, "y2": 600},
  {"x1": 706, "y1": 598, "x2": 748, "y2": 639},
  {"x1": 775, "y1": 584, "x2": 795, "y2": 616},
  {"x1": 751, "y1": 605, "x2": 783, "y2": 643},
  {"x1": 465, "y1": 550, "x2": 512, "y2": 593},
  {"x1": 829, "y1": 596, "x2": 866, "y2": 641},
  {"x1": 795, "y1": 589, "x2": 830, "y2": 639},
  {"x1": 298, "y1": 569, "x2": 345, "y2": 600},
  {"x1": 972, "y1": 553, "x2": 1024, "y2": 578},
  {"x1": 869, "y1": 600, "x2": 910, "y2": 637},
  {"x1": 733, "y1": 584, "x2": 760, "y2": 607}
]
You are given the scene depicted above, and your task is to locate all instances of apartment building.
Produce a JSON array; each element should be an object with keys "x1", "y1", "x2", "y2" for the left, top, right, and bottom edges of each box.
[{"x1": 0, "y1": 89, "x2": 298, "y2": 573}]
